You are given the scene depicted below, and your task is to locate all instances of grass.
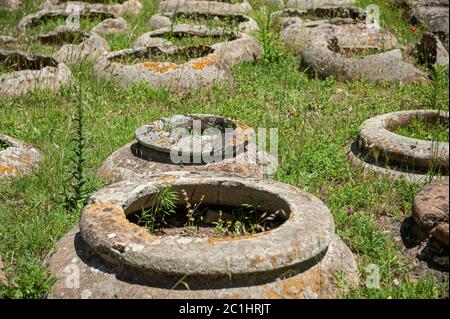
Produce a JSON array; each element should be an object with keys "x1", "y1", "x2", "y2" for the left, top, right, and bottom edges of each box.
[
  {"x1": 395, "y1": 117, "x2": 449, "y2": 142},
  {"x1": 0, "y1": 0, "x2": 449, "y2": 299}
]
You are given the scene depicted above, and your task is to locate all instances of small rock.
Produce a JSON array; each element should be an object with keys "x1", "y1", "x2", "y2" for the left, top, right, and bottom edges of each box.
[
  {"x1": 413, "y1": 178, "x2": 449, "y2": 232},
  {"x1": 0, "y1": 0, "x2": 21, "y2": 11},
  {"x1": 431, "y1": 224, "x2": 449, "y2": 247},
  {"x1": 91, "y1": 17, "x2": 128, "y2": 35},
  {"x1": 416, "y1": 32, "x2": 449, "y2": 66}
]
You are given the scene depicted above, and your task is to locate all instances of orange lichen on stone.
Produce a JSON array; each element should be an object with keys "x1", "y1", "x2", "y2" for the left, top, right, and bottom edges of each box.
[
  {"x1": 156, "y1": 175, "x2": 179, "y2": 185},
  {"x1": 143, "y1": 62, "x2": 177, "y2": 73},
  {"x1": 264, "y1": 268, "x2": 325, "y2": 299},
  {"x1": 248, "y1": 255, "x2": 264, "y2": 268},
  {"x1": 82, "y1": 202, "x2": 158, "y2": 243},
  {"x1": 191, "y1": 55, "x2": 221, "y2": 70},
  {"x1": 207, "y1": 232, "x2": 263, "y2": 244},
  {"x1": 83, "y1": 203, "x2": 124, "y2": 220},
  {"x1": 20, "y1": 153, "x2": 31, "y2": 164},
  {"x1": 0, "y1": 165, "x2": 16, "y2": 175}
]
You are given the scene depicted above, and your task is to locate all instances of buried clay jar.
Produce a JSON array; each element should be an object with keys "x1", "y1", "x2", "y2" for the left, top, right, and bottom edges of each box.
[
  {"x1": 0, "y1": 50, "x2": 72, "y2": 99},
  {"x1": 347, "y1": 110, "x2": 449, "y2": 182},
  {"x1": 149, "y1": 11, "x2": 260, "y2": 34},
  {"x1": 36, "y1": 26, "x2": 109, "y2": 65},
  {"x1": 47, "y1": 172, "x2": 359, "y2": 298},
  {"x1": 279, "y1": 7, "x2": 428, "y2": 84},
  {"x1": 98, "y1": 114, "x2": 276, "y2": 183},
  {"x1": 41, "y1": 0, "x2": 143, "y2": 16}
]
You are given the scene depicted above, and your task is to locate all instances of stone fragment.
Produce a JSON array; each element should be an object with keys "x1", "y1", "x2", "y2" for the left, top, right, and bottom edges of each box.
[
  {"x1": 0, "y1": 0, "x2": 21, "y2": 11},
  {"x1": 411, "y1": 0, "x2": 449, "y2": 50},
  {"x1": 158, "y1": 0, "x2": 252, "y2": 15},
  {"x1": 37, "y1": 26, "x2": 109, "y2": 65},
  {"x1": 416, "y1": 32, "x2": 449, "y2": 66},
  {"x1": 42, "y1": 0, "x2": 143, "y2": 16},
  {"x1": 0, "y1": 50, "x2": 72, "y2": 99},
  {"x1": 48, "y1": 172, "x2": 358, "y2": 298},
  {"x1": 91, "y1": 17, "x2": 128, "y2": 35},
  {"x1": 0, "y1": 134, "x2": 42, "y2": 179},
  {"x1": 347, "y1": 110, "x2": 449, "y2": 182},
  {"x1": 280, "y1": 8, "x2": 428, "y2": 84},
  {"x1": 413, "y1": 178, "x2": 449, "y2": 242}
]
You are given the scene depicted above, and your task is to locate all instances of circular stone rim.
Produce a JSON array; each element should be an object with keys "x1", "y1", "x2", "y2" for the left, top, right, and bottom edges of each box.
[
  {"x1": 158, "y1": 0, "x2": 253, "y2": 15},
  {"x1": 345, "y1": 142, "x2": 449, "y2": 183},
  {"x1": 79, "y1": 172, "x2": 335, "y2": 277},
  {"x1": 135, "y1": 114, "x2": 252, "y2": 155},
  {"x1": 358, "y1": 110, "x2": 449, "y2": 170}
]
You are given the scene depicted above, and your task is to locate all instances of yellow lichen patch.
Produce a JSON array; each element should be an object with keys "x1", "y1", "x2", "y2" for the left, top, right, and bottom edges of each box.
[
  {"x1": 84, "y1": 203, "x2": 124, "y2": 216},
  {"x1": 143, "y1": 62, "x2": 177, "y2": 73},
  {"x1": 191, "y1": 55, "x2": 221, "y2": 70},
  {"x1": 156, "y1": 175, "x2": 179, "y2": 185},
  {"x1": 82, "y1": 202, "x2": 158, "y2": 243},
  {"x1": 264, "y1": 268, "x2": 326, "y2": 299},
  {"x1": 248, "y1": 255, "x2": 264, "y2": 268},
  {"x1": 0, "y1": 165, "x2": 16, "y2": 176},
  {"x1": 225, "y1": 293, "x2": 241, "y2": 299},
  {"x1": 232, "y1": 123, "x2": 253, "y2": 146},
  {"x1": 207, "y1": 232, "x2": 263, "y2": 244}
]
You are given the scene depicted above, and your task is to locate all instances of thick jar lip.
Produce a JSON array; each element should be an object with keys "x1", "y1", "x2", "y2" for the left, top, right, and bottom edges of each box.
[
  {"x1": 18, "y1": 8, "x2": 117, "y2": 31},
  {"x1": 358, "y1": 109, "x2": 449, "y2": 170},
  {"x1": 80, "y1": 172, "x2": 334, "y2": 278},
  {"x1": 0, "y1": 50, "x2": 59, "y2": 72}
]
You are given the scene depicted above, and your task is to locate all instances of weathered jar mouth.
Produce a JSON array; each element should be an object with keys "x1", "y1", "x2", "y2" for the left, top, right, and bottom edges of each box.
[
  {"x1": 153, "y1": 30, "x2": 238, "y2": 42},
  {"x1": 125, "y1": 184, "x2": 290, "y2": 240},
  {"x1": 110, "y1": 45, "x2": 215, "y2": 64},
  {"x1": 353, "y1": 110, "x2": 449, "y2": 175},
  {"x1": 80, "y1": 173, "x2": 334, "y2": 289},
  {"x1": 134, "y1": 114, "x2": 252, "y2": 162},
  {"x1": 171, "y1": 11, "x2": 251, "y2": 24},
  {"x1": 37, "y1": 28, "x2": 90, "y2": 46},
  {"x1": 385, "y1": 112, "x2": 449, "y2": 134},
  {"x1": 0, "y1": 51, "x2": 58, "y2": 72},
  {"x1": 277, "y1": 7, "x2": 366, "y2": 21},
  {"x1": 23, "y1": 10, "x2": 115, "y2": 29}
]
